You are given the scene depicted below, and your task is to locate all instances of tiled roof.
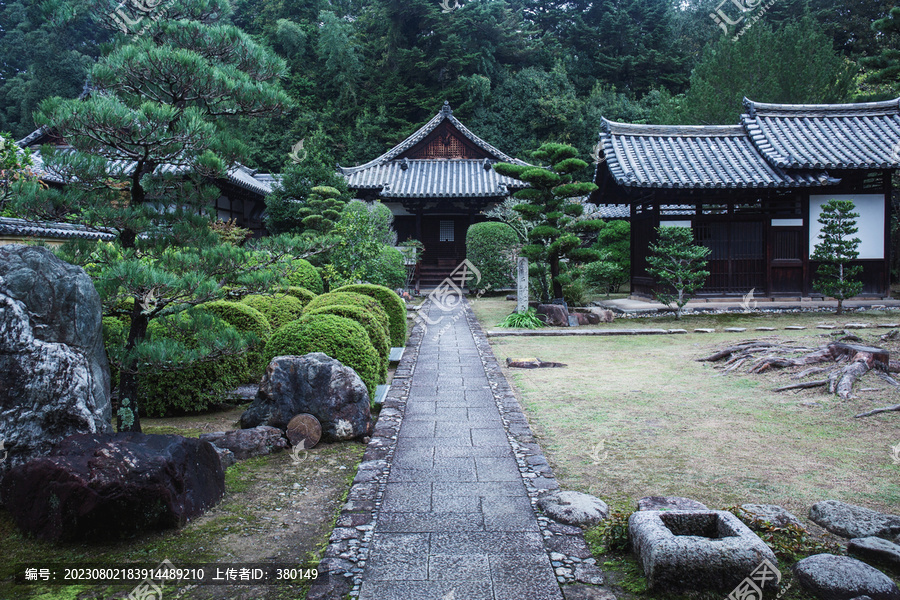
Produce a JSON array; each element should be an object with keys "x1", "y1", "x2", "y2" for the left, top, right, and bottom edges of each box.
[
  {"x1": 339, "y1": 102, "x2": 528, "y2": 198},
  {"x1": 343, "y1": 158, "x2": 525, "y2": 198},
  {"x1": 742, "y1": 98, "x2": 900, "y2": 170},
  {"x1": 0, "y1": 217, "x2": 116, "y2": 241},
  {"x1": 599, "y1": 120, "x2": 836, "y2": 189},
  {"x1": 25, "y1": 145, "x2": 273, "y2": 196}
]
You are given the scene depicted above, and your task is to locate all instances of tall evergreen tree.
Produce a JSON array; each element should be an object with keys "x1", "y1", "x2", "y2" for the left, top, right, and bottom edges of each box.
[
  {"x1": 12, "y1": 0, "x2": 306, "y2": 432},
  {"x1": 646, "y1": 226, "x2": 710, "y2": 320},
  {"x1": 862, "y1": 7, "x2": 900, "y2": 97},
  {"x1": 812, "y1": 199, "x2": 863, "y2": 316},
  {"x1": 494, "y1": 143, "x2": 601, "y2": 301}
]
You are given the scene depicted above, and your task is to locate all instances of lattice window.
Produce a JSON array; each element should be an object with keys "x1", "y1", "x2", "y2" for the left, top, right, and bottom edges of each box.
[
  {"x1": 411, "y1": 132, "x2": 481, "y2": 159},
  {"x1": 439, "y1": 220, "x2": 455, "y2": 242}
]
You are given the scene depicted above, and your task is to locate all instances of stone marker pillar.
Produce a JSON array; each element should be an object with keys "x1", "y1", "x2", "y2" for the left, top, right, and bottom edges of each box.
[{"x1": 516, "y1": 257, "x2": 529, "y2": 313}]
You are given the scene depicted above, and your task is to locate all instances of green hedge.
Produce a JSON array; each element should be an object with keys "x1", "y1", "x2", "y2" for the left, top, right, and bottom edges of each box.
[
  {"x1": 333, "y1": 284, "x2": 406, "y2": 347},
  {"x1": 266, "y1": 314, "x2": 380, "y2": 397},
  {"x1": 286, "y1": 258, "x2": 324, "y2": 294},
  {"x1": 305, "y1": 292, "x2": 390, "y2": 342},
  {"x1": 197, "y1": 300, "x2": 272, "y2": 380},
  {"x1": 102, "y1": 316, "x2": 126, "y2": 391},
  {"x1": 283, "y1": 286, "x2": 317, "y2": 308},
  {"x1": 367, "y1": 245, "x2": 407, "y2": 290},
  {"x1": 240, "y1": 293, "x2": 305, "y2": 330},
  {"x1": 140, "y1": 312, "x2": 248, "y2": 416},
  {"x1": 466, "y1": 221, "x2": 518, "y2": 292},
  {"x1": 305, "y1": 305, "x2": 389, "y2": 381}
]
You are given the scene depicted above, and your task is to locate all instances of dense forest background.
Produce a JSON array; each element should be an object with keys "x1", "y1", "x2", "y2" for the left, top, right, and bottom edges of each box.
[{"x1": 2, "y1": 0, "x2": 898, "y2": 173}]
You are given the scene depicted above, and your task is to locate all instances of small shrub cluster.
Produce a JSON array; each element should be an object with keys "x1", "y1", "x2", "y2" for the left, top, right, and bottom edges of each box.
[
  {"x1": 466, "y1": 221, "x2": 518, "y2": 292},
  {"x1": 140, "y1": 311, "x2": 249, "y2": 417},
  {"x1": 285, "y1": 258, "x2": 325, "y2": 294},
  {"x1": 305, "y1": 304, "x2": 390, "y2": 380},
  {"x1": 305, "y1": 291, "x2": 391, "y2": 340},
  {"x1": 497, "y1": 308, "x2": 544, "y2": 329},
  {"x1": 197, "y1": 300, "x2": 272, "y2": 380},
  {"x1": 266, "y1": 314, "x2": 381, "y2": 396},
  {"x1": 728, "y1": 507, "x2": 843, "y2": 564},
  {"x1": 282, "y1": 286, "x2": 317, "y2": 307},
  {"x1": 240, "y1": 293, "x2": 305, "y2": 330},
  {"x1": 333, "y1": 284, "x2": 406, "y2": 347},
  {"x1": 585, "y1": 510, "x2": 633, "y2": 553}
]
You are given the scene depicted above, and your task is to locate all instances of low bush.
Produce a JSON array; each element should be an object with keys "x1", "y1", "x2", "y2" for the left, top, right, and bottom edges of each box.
[
  {"x1": 102, "y1": 316, "x2": 126, "y2": 390},
  {"x1": 285, "y1": 258, "x2": 324, "y2": 294},
  {"x1": 282, "y1": 286, "x2": 317, "y2": 308},
  {"x1": 466, "y1": 221, "x2": 518, "y2": 292},
  {"x1": 240, "y1": 293, "x2": 305, "y2": 330},
  {"x1": 333, "y1": 284, "x2": 406, "y2": 347},
  {"x1": 305, "y1": 305, "x2": 389, "y2": 380},
  {"x1": 367, "y1": 245, "x2": 407, "y2": 290},
  {"x1": 305, "y1": 291, "x2": 390, "y2": 341},
  {"x1": 140, "y1": 311, "x2": 249, "y2": 416},
  {"x1": 266, "y1": 314, "x2": 380, "y2": 396},
  {"x1": 197, "y1": 300, "x2": 272, "y2": 380}
]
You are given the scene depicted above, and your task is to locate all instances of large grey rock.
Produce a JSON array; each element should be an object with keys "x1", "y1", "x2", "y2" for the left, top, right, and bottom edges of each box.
[
  {"x1": 637, "y1": 496, "x2": 708, "y2": 511},
  {"x1": 240, "y1": 353, "x2": 373, "y2": 442},
  {"x1": 0, "y1": 432, "x2": 224, "y2": 541},
  {"x1": 849, "y1": 537, "x2": 900, "y2": 568},
  {"x1": 809, "y1": 500, "x2": 900, "y2": 540},
  {"x1": 0, "y1": 245, "x2": 111, "y2": 479},
  {"x1": 538, "y1": 490, "x2": 609, "y2": 527},
  {"x1": 793, "y1": 554, "x2": 900, "y2": 600},
  {"x1": 739, "y1": 504, "x2": 805, "y2": 530},
  {"x1": 200, "y1": 426, "x2": 288, "y2": 460},
  {"x1": 629, "y1": 510, "x2": 778, "y2": 592}
]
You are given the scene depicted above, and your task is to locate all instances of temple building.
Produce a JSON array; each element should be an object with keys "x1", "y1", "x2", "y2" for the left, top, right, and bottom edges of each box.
[
  {"x1": 591, "y1": 98, "x2": 900, "y2": 299},
  {"x1": 339, "y1": 101, "x2": 528, "y2": 286}
]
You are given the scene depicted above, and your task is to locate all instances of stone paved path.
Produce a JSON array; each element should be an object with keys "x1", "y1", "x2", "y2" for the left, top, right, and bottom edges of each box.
[{"x1": 358, "y1": 301, "x2": 564, "y2": 600}]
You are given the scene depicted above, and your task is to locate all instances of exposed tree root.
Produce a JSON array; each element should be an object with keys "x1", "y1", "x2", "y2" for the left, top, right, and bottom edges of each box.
[{"x1": 855, "y1": 404, "x2": 900, "y2": 418}]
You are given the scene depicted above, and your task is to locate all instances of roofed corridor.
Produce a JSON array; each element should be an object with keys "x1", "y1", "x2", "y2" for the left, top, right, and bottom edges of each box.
[{"x1": 357, "y1": 301, "x2": 564, "y2": 600}]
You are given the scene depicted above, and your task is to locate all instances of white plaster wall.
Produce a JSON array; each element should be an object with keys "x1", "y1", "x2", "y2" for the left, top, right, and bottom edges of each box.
[{"x1": 809, "y1": 194, "x2": 885, "y2": 259}]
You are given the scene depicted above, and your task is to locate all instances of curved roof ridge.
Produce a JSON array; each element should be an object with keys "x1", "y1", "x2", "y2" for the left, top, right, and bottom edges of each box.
[
  {"x1": 743, "y1": 97, "x2": 900, "y2": 117},
  {"x1": 601, "y1": 118, "x2": 745, "y2": 137},
  {"x1": 339, "y1": 101, "x2": 528, "y2": 174}
]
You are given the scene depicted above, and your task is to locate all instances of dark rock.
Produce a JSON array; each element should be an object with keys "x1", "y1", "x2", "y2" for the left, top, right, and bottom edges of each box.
[
  {"x1": 506, "y1": 294, "x2": 517, "y2": 301},
  {"x1": 200, "y1": 426, "x2": 287, "y2": 460},
  {"x1": 0, "y1": 432, "x2": 224, "y2": 541},
  {"x1": 809, "y1": 500, "x2": 900, "y2": 540},
  {"x1": 793, "y1": 554, "x2": 900, "y2": 600},
  {"x1": 538, "y1": 490, "x2": 609, "y2": 527},
  {"x1": 536, "y1": 304, "x2": 570, "y2": 327},
  {"x1": 637, "y1": 496, "x2": 708, "y2": 511},
  {"x1": 240, "y1": 353, "x2": 373, "y2": 442},
  {"x1": 573, "y1": 312, "x2": 601, "y2": 325},
  {"x1": 849, "y1": 537, "x2": 900, "y2": 568},
  {"x1": 590, "y1": 308, "x2": 615, "y2": 323},
  {"x1": 212, "y1": 445, "x2": 236, "y2": 469},
  {"x1": 739, "y1": 504, "x2": 805, "y2": 530},
  {"x1": 0, "y1": 245, "x2": 112, "y2": 479}
]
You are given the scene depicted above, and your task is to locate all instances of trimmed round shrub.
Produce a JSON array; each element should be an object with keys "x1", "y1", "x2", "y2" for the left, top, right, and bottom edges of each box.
[
  {"x1": 240, "y1": 293, "x2": 305, "y2": 330},
  {"x1": 366, "y1": 245, "x2": 407, "y2": 290},
  {"x1": 140, "y1": 312, "x2": 249, "y2": 416},
  {"x1": 197, "y1": 300, "x2": 272, "y2": 381},
  {"x1": 305, "y1": 292, "x2": 390, "y2": 341},
  {"x1": 305, "y1": 304, "x2": 389, "y2": 381},
  {"x1": 283, "y1": 286, "x2": 317, "y2": 308},
  {"x1": 334, "y1": 284, "x2": 406, "y2": 347},
  {"x1": 285, "y1": 258, "x2": 324, "y2": 294},
  {"x1": 266, "y1": 314, "x2": 380, "y2": 397},
  {"x1": 466, "y1": 221, "x2": 518, "y2": 292}
]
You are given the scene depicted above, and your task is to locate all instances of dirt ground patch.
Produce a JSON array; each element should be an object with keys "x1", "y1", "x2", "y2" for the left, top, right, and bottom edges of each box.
[{"x1": 1, "y1": 404, "x2": 365, "y2": 600}]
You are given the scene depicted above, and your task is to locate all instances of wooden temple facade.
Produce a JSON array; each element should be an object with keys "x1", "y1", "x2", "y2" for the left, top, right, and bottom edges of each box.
[
  {"x1": 339, "y1": 102, "x2": 528, "y2": 285},
  {"x1": 591, "y1": 98, "x2": 900, "y2": 299}
]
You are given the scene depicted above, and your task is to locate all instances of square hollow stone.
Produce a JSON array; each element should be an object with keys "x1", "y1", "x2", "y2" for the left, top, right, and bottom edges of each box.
[{"x1": 629, "y1": 510, "x2": 777, "y2": 592}]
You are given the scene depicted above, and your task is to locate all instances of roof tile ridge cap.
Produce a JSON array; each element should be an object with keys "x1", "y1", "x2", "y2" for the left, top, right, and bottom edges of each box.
[
  {"x1": 747, "y1": 97, "x2": 900, "y2": 116},
  {"x1": 741, "y1": 112, "x2": 794, "y2": 169}
]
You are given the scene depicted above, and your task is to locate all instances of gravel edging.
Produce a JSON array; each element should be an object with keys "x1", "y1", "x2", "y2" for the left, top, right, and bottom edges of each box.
[
  {"x1": 465, "y1": 300, "x2": 606, "y2": 587},
  {"x1": 307, "y1": 310, "x2": 424, "y2": 600}
]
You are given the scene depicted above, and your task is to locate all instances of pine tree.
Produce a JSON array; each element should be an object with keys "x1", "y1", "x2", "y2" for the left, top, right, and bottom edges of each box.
[
  {"x1": 11, "y1": 0, "x2": 313, "y2": 432},
  {"x1": 861, "y1": 7, "x2": 900, "y2": 97},
  {"x1": 646, "y1": 226, "x2": 710, "y2": 319},
  {"x1": 812, "y1": 199, "x2": 863, "y2": 315},
  {"x1": 494, "y1": 143, "x2": 601, "y2": 301}
]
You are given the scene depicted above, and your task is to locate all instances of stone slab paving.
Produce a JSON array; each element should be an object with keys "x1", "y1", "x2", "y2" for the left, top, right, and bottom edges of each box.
[{"x1": 357, "y1": 300, "x2": 565, "y2": 600}]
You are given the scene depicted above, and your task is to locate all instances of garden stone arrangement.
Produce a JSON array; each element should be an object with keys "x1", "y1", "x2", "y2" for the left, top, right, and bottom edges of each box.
[{"x1": 0, "y1": 245, "x2": 112, "y2": 475}]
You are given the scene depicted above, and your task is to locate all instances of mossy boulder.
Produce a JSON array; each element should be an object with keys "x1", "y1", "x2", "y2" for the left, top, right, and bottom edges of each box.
[
  {"x1": 334, "y1": 284, "x2": 406, "y2": 347},
  {"x1": 266, "y1": 314, "x2": 380, "y2": 397}
]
